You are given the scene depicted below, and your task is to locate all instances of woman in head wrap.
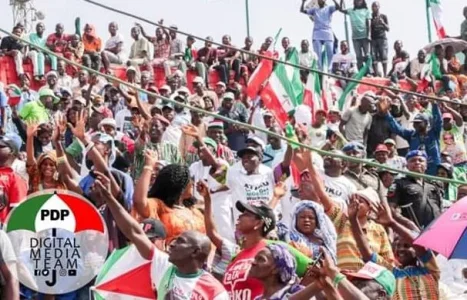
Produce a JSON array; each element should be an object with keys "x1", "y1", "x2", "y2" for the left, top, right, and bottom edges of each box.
[
  {"x1": 26, "y1": 123, "x2": 66, "y2": 193},
  {"x1": 249, "y1": 243, "x2": 303, "y2": 300},
  {"x1": 277, "y1": 201, "x2": 337, "y2": 263}
]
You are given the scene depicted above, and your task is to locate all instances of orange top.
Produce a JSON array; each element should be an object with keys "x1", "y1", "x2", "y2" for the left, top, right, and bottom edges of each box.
[
  {"x1": 132, "y1": 198, "x2": 206, "y2": 244},
  {"x1": 82, "y1": 24, "x2": 102, "y2": 52}
]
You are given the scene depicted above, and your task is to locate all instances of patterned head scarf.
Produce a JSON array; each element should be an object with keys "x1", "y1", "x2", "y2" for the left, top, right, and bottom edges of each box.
[
  {"x1": 279, "y1": 201, "x2": 337, "y2": 263},
  {"x1": 266, "y1": 243, "x2": 296, "y2": 284}
]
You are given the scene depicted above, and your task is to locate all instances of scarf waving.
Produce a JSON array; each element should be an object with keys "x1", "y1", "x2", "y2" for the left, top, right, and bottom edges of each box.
[{"x1": 278, "y1": 201, "x2": 337, "y2": 263}]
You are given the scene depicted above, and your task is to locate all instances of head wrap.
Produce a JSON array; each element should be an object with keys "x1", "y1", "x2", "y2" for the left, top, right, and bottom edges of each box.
[
  {"x1": 277, "y1": 201, "x2": 337, "y2": 263},
  {"x1": 266, "y1": 243, "x2": 297, "y2": 284}
]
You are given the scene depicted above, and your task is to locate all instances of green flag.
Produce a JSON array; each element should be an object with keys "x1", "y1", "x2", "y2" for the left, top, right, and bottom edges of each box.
[{"x1": 337, "y1": 57, "x2": 372, "y2": 110}]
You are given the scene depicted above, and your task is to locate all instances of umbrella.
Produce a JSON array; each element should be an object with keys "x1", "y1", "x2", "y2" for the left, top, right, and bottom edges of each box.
[
  {"x1": 92, "y1": 244, "x2": 154, "y2": 300},
  {"x1": 414, "y1": 196, "x2": 467, "y2": 259},
  {"x1": 423, "y1": 38, "x2": 467, "y2": 54}
]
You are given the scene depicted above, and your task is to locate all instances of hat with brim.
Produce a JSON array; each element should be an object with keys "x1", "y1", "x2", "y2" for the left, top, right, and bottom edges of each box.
[
  {"x1": 235, "y1": 201, "x2": 276, "y2": 234},
  {"x1": 159, "y1": 85, "x2": 171, "y2": 92},
  {"x1": 140, "y1": 218, "x2": 166, "y2": 240},
  {"x1": 346, "y1": 262, "x2": 396, "y2": 297},
  {"x1": 246, "y1": 135, "x2": 266, "y2": 151},
  {"x1": 412, "y1": 113, "x2": 429, "y2": 123},
  {"x1": 194, "y1": 137, "x2": 218, "y2": 152},
  {"x1": 39, "y1": 88, "x2": 60, "y2": 104},
  {"x1": 383, "y1": 138, "x2": 396, "y2": 146},
  {"x1": 0, "y1": 133, "x2": 22, "y2": 154},
  {"x1": 238, "y1": 146, "x2": 262, "y2": 159},
  {"x1": 353, "y1": 188, "x2": 380, "y2": 209}
]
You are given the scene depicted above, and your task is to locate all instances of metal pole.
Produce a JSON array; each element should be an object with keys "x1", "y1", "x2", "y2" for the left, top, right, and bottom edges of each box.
[
  {"x1": 344, "y1": 14, "x2": 350, "y2": 46},
  {"x1": 245, "y1": 0, "x2": 250, "y2": 37},
  {"x1": 425, "y1": 0, "x2": 433, "y2": 43}
]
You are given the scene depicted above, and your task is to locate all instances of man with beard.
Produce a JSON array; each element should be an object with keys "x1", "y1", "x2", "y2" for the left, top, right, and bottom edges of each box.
[
  {"x1": 19, "y1": 88, "x2": 58, "y2": 124},
  {"x1": 388, "y1": 150, "x2": 443, "y2": 228}
]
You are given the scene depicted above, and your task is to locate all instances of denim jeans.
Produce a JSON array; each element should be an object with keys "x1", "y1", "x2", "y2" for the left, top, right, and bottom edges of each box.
[
  {"x1": 352, "y1": 38, "x2": 370, "y2": 69},
  {"x1": 312, "y1": 40, "x2": 334, "y2": 71}
]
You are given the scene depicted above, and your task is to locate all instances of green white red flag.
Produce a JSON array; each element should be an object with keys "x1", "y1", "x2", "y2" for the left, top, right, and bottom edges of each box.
[{"x1": 428, "y1": 0, "x2": 446, "y2": 39}]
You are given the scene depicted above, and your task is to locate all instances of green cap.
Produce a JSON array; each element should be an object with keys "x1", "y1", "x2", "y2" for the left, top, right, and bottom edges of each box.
[
  {"x1": 193, "y1": 137, "x2": 218, "y2": 152},
  {"x1": 347, "y1": 262, "x2": 396, "y2": 297},
  {"x1": 39, "y1": 88, "x2": 60, "y2": 104}
]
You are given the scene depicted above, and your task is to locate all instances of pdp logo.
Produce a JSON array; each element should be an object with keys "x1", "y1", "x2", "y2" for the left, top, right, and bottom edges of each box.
[{"x1": 4, "y1": 190, "x2": 108, "y2": 295}]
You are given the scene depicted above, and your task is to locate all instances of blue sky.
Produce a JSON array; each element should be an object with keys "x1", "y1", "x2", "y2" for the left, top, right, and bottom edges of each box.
[{"x1": 0, "y1": 0, "x2": 465, "y2": 59}]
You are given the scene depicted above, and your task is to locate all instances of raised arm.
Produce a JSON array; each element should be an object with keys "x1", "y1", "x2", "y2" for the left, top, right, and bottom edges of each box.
[
  {"x1": 93, "y1": 172, "x2": 153, "y2": 260},
  {"x1": 133, "y1": 149, "x2": 157, "y2": 219},
  {"x1": 197, "y1": 180, "x2": 223, "y2": 250},
  {"x1": 25, "y1": 122, "x2": 39, "y2": 167}
]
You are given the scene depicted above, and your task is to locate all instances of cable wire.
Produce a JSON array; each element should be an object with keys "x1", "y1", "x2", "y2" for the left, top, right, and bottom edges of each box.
[
  {"x1": 0, "y1": 27, "x2": 465, "y2": 185},
  {"x1": 82, "y1": 0, "x2": 464, "y2": 106}
]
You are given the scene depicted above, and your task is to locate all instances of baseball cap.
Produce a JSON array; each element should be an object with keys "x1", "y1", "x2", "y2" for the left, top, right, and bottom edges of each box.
[
  {"x1": 342, "y1": 141, "x2": 365, "y2": 153},
  {"x1": 437, "y1": 163, "x2": 453, "y2": 178},
  {"x1": 159, "y1": 85, "x2": 171, "y2": 92},
  {"x1": 60, "y1": 87, "x2": 72, "y2": 97},
  {"x1": 177, "y1": 86, "x2": 191, "y2": 95},
  {"x1": 0, "y1": 133, "x2": 22, "y2": 154},
  {"x1": 73, "y1": 97, "x2": 87, "y2": 106},
  {"x1": 194, "y1": 137, "x2": 217, "y2": 151},
  {"x1": 45, "y1": 71, "x2": 58, "y2": 78},
  {"x1": 140, "y1": 218, "x2": 166, "y2": 240},
  {"x1": 216, "y1": 81, "x2": 226, "y2": 88},
  {"x1": 208, "y1": 120, "x2": 224, "y2": 130},
  {"x1": 39, "y1": 88, "x2": 60, "y2": 103},
  {"x1": 412, "y1": 113, "x2": 429, "y2": 123},
  {"x1": 235, "y1": 201, "x2": 276, "y2": 234},
  {"x1": 406, "y1": 150, "x2": 427, "y2": 161},
  {"x1": 442, "y1": 113, "x2": 453, "y2": 120},
  {"x1": 246, "y1": 135, "x2": 266, "y2": 151},
  {"x1": 99, "y1": 118, "x2": 117, "y2": 129},
  {"x1": 223, "y1": 92, "x2": 235, "y2": 100},
  {"x1": 192, "y1": 76, "x2": 204, "y2": 84},
  {"x1": 374, "y1": 144, "x2": 389, "y2": 154},
  {"x1": 346, "y1": 262, "x2": 396, "y2": 297},
  {"x1": 126, "y1": 66, "x2": 137, "y2": 73},
  {"x1": 237, "y1": 146, "x2": 263, "y2": 159},
  {"x1": 162, "y1": 102, "x2": 174, "y2": 110},
  {"x1": 383, "y1": 138, "x2": 396, "y2": 146}
]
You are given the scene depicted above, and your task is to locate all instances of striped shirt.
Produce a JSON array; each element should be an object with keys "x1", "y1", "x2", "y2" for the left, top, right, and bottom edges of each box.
[
  {"x1": 133, "y1": 141, "x2": 182, "y2": 178},
  {"x1": 327, "y1": 203, "x2": 395, "y2": 272},
  {"x1": 393, "y1": 251, "x2": 440, "y2": 300}
]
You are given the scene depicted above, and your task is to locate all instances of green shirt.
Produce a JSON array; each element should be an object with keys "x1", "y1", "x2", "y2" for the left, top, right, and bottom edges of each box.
[
  {"x1": 133, "y1": 141, "x2": 182, "y2": 178},
  {"x1": 18, "y1": 100, "x2": 50, "y2": 123},
  {"x1": 348, "y1": 8, "x2": 371, "y2": 40},
  {"x1": 29, "y1": 33, "x2": 46, "y2": 48}
]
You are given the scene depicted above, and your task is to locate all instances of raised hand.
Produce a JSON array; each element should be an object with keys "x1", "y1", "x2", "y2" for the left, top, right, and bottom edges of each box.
[
  {"x1": 375, "y1": 201, "x2": 394, "y2": 226},
  {"x1": 196, "y1": 180, "x2": 210, "y2": 198},
  {"x1": 181, "y1": 124, "x2": 200, "y2": 138},
  {"x1": 348, "y1": 194, "x2": 360, "y2": 220},
  {"x1": 26, "y1": 121, "x2": 40, "y2": 137},
  {"x1": 273, "y1": 180, "x2": 287, "y2": 199},
  {"x1": 68, "y1": 109, "x2": 87, "y2": 141},
  {"x1": 292, "y1": 147, "x2": 312, "y2": 172},
  {"x1": 143, "y1": 149, "x2": 158, "y2": 168}
]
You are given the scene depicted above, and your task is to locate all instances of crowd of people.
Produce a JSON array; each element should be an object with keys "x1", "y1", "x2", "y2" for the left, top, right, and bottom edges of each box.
[{"x1": 0, "y1": 0, "x2": 467, "y2": 300}]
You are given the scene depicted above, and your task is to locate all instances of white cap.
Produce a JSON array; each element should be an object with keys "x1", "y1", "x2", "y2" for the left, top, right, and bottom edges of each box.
[
  {"x1": 192, "y1": 76, "x2": 204, "y2": 84},
  {"x1": 223, "y1": 92, "x2": 235, "y2": 100}
]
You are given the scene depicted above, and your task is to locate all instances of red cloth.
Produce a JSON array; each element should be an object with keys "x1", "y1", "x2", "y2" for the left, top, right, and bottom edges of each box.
[{"x1": 0, "y1": 166, "x2": 28, "y2": 223}]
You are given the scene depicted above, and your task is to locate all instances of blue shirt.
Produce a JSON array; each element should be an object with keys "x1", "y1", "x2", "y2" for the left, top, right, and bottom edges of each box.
[
  {"x1": 386, "y1": 103, "x2": 442, "y2": 175},
  {"x1": 79, "y1": 168, "x2": 134, "y2": 210},
  {"x1": 307, "y1": 5, "x2": 337, "y2": 41}
]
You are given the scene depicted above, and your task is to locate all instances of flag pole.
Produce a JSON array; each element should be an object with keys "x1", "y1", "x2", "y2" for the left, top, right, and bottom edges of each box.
[
  {"x1": 245, "y1": 0, "x2": 251, "y2": 37},
  {"x1": 425, "y1": 0, "x2": 433, "y2": 43}
]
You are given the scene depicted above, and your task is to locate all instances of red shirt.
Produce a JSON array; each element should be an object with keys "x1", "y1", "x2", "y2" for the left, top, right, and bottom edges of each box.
[
  {"x1": 223, "y1": 240, "x2": 266, "y2": 300},
  {"x1": 46, "y1": 33, "x2": 70, "y2": 54},
  {"x1": 0, "y1": 167, "x2": 28, "y2": 223}
]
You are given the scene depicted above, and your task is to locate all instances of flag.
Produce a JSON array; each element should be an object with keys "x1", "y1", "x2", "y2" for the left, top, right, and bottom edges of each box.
[
  {"x1": 337, "y1": 57, "x2": 372, "y2": 111},
  {"x1": 246, "y1": 53, "x2": 274, "y2": 99},
  {"x1": 428, "y1": 0, "x2": 446, "y2": 39},
  {"x1": 417, "y1": 52, "x2": 442, "y2": 92},
  {"x1": 260, "y1": 49, "x2": 304, "y2": 127},
  {"x1": 303, "y1": 60, "x2": 322, "y2": 120},
  {"x1": 320, "y1": 49, "x2": 333, "y2": 112}
]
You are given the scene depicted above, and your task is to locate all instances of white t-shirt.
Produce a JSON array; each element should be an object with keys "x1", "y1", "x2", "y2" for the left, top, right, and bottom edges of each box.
[
  {"x1": 396, "y1": 109, "x2": 418, "y2": 149},
  {"x1": 189, "y1": 160, "x2": 235, "y2": 242},
  {"x1": 104, "y1": 33, "x2": 127, "y2": 60},
  {"x1": 227, "y1": 164, "x2": 275, "y2": 221},
  {"x1": 308, "y1": 125, "x2": 328, "y2": 149},
  {"x1": 319, "y1": 170, "x2": 357, "y2": 207},
  {"x1": 151, "y1": 246, "x2": 229, "y2": 300},
  {"x1": 115, "y1": 108, "x2": 131, "y2": 132},
  {"x1": 331, "y1": 52, "x2": 357, "y2": 73}
]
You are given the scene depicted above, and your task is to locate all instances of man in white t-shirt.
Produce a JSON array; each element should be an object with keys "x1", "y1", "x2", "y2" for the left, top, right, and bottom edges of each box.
[
  {"x1": 189, "y1": 137, "x2": 234, "y2": 242},
  {"x1": 226, "y1": 146, "x2": 275, "y2": 221},
  {"x1": 331, "y1": 41, "x2": 357, "y2": 77},
  {"x1": 101, "y1": 22, "x2": 126, "y2": 74},
  {"x1": 320, "y1": 150, "x2": 357, "y2": 207},
  {"x1": 339, "y1": 94, "x2": 374, "y2": 145},
  {"x1": 94, "y1": 177, "x2": 229, "y2": 299}
]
